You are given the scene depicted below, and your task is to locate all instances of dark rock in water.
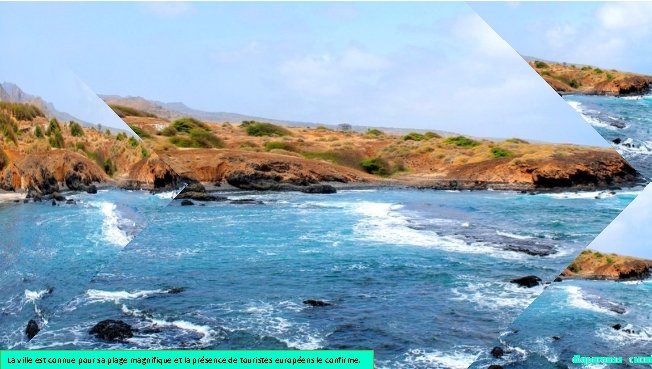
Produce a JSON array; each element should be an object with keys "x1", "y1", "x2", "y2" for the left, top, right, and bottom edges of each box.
[
  {"x1": 23, "y1": 199, "x2": 29, "y2": 203},
  {"x1": 86, "y1": 184, "x2": 98, "y2": 194},
  {"x1": 490, "y1": 346, "x2": 504, "y2": 358},
  {"x1": 502, "y1": 244, "x2": 554, "y2": 256},
  {"x1": 51, "y1": 200, "x2": 56, "y2": 206},
  {"x1": 180, "y1": 199, "x2": 194, "y2": 206},
  {"x1": 554, "y1": 276, "x2": 563, "y2": 282},
  {"x1": 25, "y1": 319, "x2": 39, "y2": 340},
  {"x1": 176, "y1": 191, "x2": 227, "y2": 202},
  {"x1": 51, "y1": 192, "x2": 66, "y2": 201},
  {"x1": 167, "y1": 287, "x2": 185, "y2": 294},
  {"x1": 66, "y1": 199, "x2": 76, "y2": 205},
  {"x1": 510, "y1": 275, "x2": 542, "y2": 288},
  {"x1": 183, "y1": 182, "x2": 206, "y2": 193},
  {"x1": 301, "y1": 184, "x2": 337, "y2": 194},
  {"x1": 488, "y1": 365, "x2": 504, "y2": 369},
  {"x1": 89, "y1": 320, "x2": 133, "y2": 341},
  {"x1": 303, "y1": 299, "x2": 331, "y2": 307},
  {"x1": 552, "y1": 336, "x2": 561, "y2": 340},
  {"x1": 612, "y1": 138, "x2": 622, "y2": 145},
  {"x1": 230, "y1": 199, "x2": 264, "y2": 205},
  {"x1": 612, "y1": 324, "x2": 622, "y2": 330}
]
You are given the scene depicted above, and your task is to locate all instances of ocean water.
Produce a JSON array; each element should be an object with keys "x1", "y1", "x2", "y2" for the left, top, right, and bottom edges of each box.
[
  {"x1": 468, "y1": 279, "x2": 652, "y2": 369},
  {"x1": 0, "y1": 189, "x2": 178, "y2": 348},
  {"x1": 566, "y1": 94, "x2": 652, "y2": 178},
  {"x1": 2, "y1": 188, "x2": 638, "y2": 368}
]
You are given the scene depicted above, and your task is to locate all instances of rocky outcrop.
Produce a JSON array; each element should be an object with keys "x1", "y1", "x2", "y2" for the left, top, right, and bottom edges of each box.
[
  {"x1": 510, "y1": 275, "x2": 542, "y2": 288},
  {"x1": 1, "y1": 151, "x2": 106, "y2": 195},
  {"x1": 25, "y1": 319, "x2": 39, "y2": 341},
  {"x1": 303, "y1": 299, "x2": 332, "y2": 307},
  {"x1": 125, "y1": 155, "x2": 180, "y2": 190},
  {"x1": 560, "y1": 250, "x2": 652, "y2": 281},
  {"x1": 89, "y1": 320, "x2": 134, "y2": 342},
  {"x1": 441, "y1": 150, "x2": 640, "y2": 190},
  {"x1": 593, "y1": 76, "x2": 652, "y2": 96}
]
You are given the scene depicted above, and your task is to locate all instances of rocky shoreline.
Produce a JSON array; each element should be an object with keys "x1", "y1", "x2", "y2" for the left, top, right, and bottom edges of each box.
[{"x1": 557, "y1": 249, "x2": 652, "y2": 282}]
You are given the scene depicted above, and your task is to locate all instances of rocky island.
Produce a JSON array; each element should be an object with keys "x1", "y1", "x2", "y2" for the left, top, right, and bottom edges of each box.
[
  {"x1": 528, "y1": 59, "x2": 652, "y2": 96},
  {"x1": 559, "y1": 249, "x2": 652, "y2": 281}
]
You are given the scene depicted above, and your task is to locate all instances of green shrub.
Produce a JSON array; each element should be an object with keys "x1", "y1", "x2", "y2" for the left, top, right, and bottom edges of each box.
[
  {"x1": 265, "y1": 141, "x2": 295, "y2": 152},
  {"x1": 172, "y1": 117, "x2": 210, "y2": 133},
  {"x1": 75, "y1": 142, "x2": 86, "y2": 151},
  {"x1": 594, "y1": 251, "x2": 603, "y2": 258},
  {"x1": 606, "y1": 257, "x2": 614, "y2": 264},
  {"x1": 169, "y1": 136, "x2": 194, "y2": 147},
  {"x1": 34, "y1": 125, "x2": 44, "y2": 138},
  {"x1": 188, "y1": 128, "x2": 224, "y2": 148},
  {"x1": 0, "y1": 147, "x2": 8, "y2": 170},
  {"x1": 444, "y1": 135, "x2": 480, "y2": 147},
  {"x1": 109, "y1": 104, "x2": 156, "y2": 118},
  {"x1": 46, "y1": 119, "x2": 64, "y2": 148},
  {"x1": 243, "y1": 121, "x2": 291, "y2": 137},
  {"x1": 568, "y1": 263, "x2": 581, "y2": 273},
  {"x1": 569, "y1": 79, "x2": 580, "y2": 88},
  {"x1": 403, "y1": 132, "x2": 425, "y2": 141},
  {"x1": 593, "y1": 68, "x2": 603, "y2": 74},
  {"x1": 160, "y1": 126, "x2": 177, "y2": 136},
  {"x1": 128, "y1": 136, "x2": 139, "y2": 147},
  {"x1": 606, "y1": 73, "x2": 614, "y2": 80},
  {"x1": 103, "y1": 158, "x2": 116, "y2": 176},
  {"x1": 366, "y1": 128, "x2": 384, "y2": 136},
  {"x1": 48, "y1": 130, "x2": 64, "y2": 148},
  {"x1": 129, "y1": 124, "x2": 151, "y2": 139},
  {"x1": 534, "y1": 61, "x2": 549, "y2": 69},
  {"x1": 505, "y1": 138, "x2": 529, "y2": 144},
  {"x1": 424, "y1": 131, "x2": 441, "y2": 139},
  {"x1": 303, "y1": 149, "x2": 365, "y2": 169},
  {"x1": 0, "y1": 102, "x2": 44, "y2": 121},
  {"x1": 69, "y1": 121, "x2": 84, "y2": 137},
  {"x1": 116, "y1": 132, "x2": 128, "y2": 141},
  {"x1": 581, "y1": 66, "x2": 592, "y2": 71},
  {"x1": 141, "y1": 146, "x2": 149, "y2": 158},
  {"x1": 0, "y1": 111, "x2": 18, "y2": 145},
  {"x1": 491, "y1": 147, "x2": 513, "y2": 158},
  {"x1": 360, "y1": 157, "x2": 391, "y2": 176}
]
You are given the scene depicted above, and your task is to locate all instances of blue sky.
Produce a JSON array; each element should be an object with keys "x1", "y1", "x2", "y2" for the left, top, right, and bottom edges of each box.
[
  {"x1": 0, "y1": 2, "x2": 609, "y2": 145},
  {"x1": 472, "y1": 2, "x2": 652, "y2": 74}
]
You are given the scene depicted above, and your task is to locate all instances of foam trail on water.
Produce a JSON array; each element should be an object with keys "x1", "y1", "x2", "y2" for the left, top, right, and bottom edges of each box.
[{"x1": 85, "y1": 289, "x2": 168, "y2": 304}]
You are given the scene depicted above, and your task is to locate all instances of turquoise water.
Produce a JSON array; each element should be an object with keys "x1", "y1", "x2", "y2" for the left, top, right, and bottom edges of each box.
[
  {"x1": 1, "y1": 188, "x2": 637, "y2": 368},
  {"x1": 469, "y1": 279, "x2": 652, "y2": 369},
  {"x1": 566, "y1": 94, "x2": 652, "y2": 178}
]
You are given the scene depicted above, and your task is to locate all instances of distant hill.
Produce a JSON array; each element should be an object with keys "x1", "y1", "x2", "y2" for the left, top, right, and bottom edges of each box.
[
  {"x1": 100, "y1": 94, "x2": 455, "y2": 136},
  {"x1": 0, "y1": 82, "x2": 131, "y2": 134}
]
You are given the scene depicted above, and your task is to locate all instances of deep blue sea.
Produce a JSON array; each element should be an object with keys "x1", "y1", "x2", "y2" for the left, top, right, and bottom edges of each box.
[
  {"x1": 0, "y1": 188, "x2": 638, "y2": 368},
  {"x1": 566, "y1": 94, "x2": 652, "y2": 178},
  {"x1": 469, "y1": 279, "x2": 652, "y2": 369}
]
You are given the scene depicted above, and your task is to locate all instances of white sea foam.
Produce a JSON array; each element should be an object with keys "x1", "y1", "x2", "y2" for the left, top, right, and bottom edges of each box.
[
  {"x1": 541, "y1": 191, "x2": 615, "y2": 200},
  {"x1": 24, "y1": 289, "x2": 50, "y2": 303},
  {"x1": 564, "y1": 286, "x2": 619, "y2": 315},
  {"x1": 596, "y1": 323, "x2": 652, "y2": 344},
  {"x1": 496, "y1": 230, "x2": 533, "y2": 240},
  {"x1": 567, "y1": 100, "x2": 620, "y2": 131},
  {"x1": 351, "y1": 202, "x2": 528, "y2": 260},
  {"x1": 89, "y1": 202, "x2": 133, "y2": 247},
  {"x1": 85, "y1": 289, "x2": 167, "y2": 304},
  {"x1": 451, "y1": 280, "x2": 543, "y2": 311},
  {"x1": 155, "y1": 190, "x2": 181, "y2": 200},
  {"x1": 149, "y1": 318, "x2": 214, "y2": 344},
  {"x1": 383, "y1": 348, "x2": 480, "y2": 369}
]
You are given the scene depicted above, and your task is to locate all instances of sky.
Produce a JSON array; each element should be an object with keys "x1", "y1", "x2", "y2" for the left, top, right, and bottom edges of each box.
[
  {"x1": 589, "y1": 185, "x2": 652, "y2": 259},
  {"x1": 472, "y1": 2, "x2": 652, "y2": 75},
  {"x1": 0, "y1": 2, "x2": 609, "y2": 145},
  {"x1": 0, "y1": 60, "x2": 131, "y2": 131}
]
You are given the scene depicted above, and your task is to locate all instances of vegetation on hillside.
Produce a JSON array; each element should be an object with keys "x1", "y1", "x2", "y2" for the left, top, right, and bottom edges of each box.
[
  {"x1": 109, "y1": 104, "x2": 157, "y2": 118},
  {"x1": 241, "y1": 121, "x2": 291, "y2": 137},
  {"x1": 162, "y1": 117, "x2": 224, "y2": 148},
  {"x1": 0, "y1": 102, "x2": 44, "y2": 121}
]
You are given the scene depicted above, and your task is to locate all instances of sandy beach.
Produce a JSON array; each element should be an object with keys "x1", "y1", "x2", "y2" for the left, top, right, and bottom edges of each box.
[{"x1": 0, "y1": 191, "x2": 25, "y2": 203}]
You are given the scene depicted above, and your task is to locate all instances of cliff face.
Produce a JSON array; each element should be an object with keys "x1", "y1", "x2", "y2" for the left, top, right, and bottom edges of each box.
[
  {"x1": 529, "y1": 60, "x2": 652, "y2": 96},
  {"x1": 1, "y1": 150, "x2": 108, "y2": 194},
  {"x1": 561, "y1": 250, "x2": 652, "y2": 281}
]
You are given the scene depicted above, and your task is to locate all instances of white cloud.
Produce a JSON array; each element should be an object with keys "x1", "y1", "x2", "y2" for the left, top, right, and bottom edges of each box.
[{"x1": 596, "y1": 2, "x2": 652, "y2": 32}]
